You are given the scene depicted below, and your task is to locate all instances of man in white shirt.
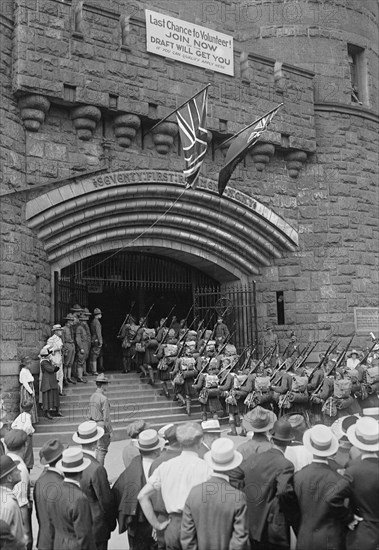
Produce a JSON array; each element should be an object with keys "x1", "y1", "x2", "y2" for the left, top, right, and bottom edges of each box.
[{"x1": 138, "y1": 422, "x2": 213, "y2": 550}]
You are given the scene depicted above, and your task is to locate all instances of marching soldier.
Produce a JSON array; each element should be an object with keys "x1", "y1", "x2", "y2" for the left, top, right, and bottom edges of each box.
[
  {"x1": 171, "y1": 340, "x2": 198, "y2": 416},
  {"x1": 118, "y1": 315, "x2": 137, "y2": 373},
  {"x1": 193, "y1": 354, "x2": 222, "y2": 422},
  {"x1": 219, "y1": 362, "x2": 254, "y2": 436},
  {"x1": 156, "y1": 332, "x2": 178, "y2": 398},
  {"x1": 213, "y1": 316, "x2": 230, "y2": 349}
]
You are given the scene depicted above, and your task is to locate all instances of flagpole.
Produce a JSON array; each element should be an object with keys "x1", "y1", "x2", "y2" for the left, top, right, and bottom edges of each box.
[
  {"x1": 215, "y1": 102, "x2": 283, "y2": 151},
  {"x1": 142, "y1": 83, "x2": 211, "y2": 138}
]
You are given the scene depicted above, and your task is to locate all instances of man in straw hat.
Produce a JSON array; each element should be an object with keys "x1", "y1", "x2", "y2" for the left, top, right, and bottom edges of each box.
[
  {"x1": 88, "y1": 373, "x2": 112, "y2": 465},
  {"x1": 181, "y1": 438, "x2": 248, "y2": 550},
  {"x1": 292, "y1": 424, "x2": 346, "y2": 550},
  {"x1": 242, "y1": 419, "x2": 296, "y2": 550},
  {"x1": 33, "y1": 438, "x2": 65, "y2": 550},
  {"x1": 238, "y1": 406, "x2": 276, "y2": 461},
  {"x1": 327, "y1": 416, "x2": 379, "y2": 550},
  {"x1": 73, "y1": 421, "x2": 116, "y2": 550},
  {"x1": 51, "y1": 447, "x2": 95, "y2": 549},
  {"x1": 112, "y1": 429, "x2": 164, "y2": 550},
  {"x1": 0, "y1": 455, "x2": 25, "y2": 549},
  {"x1": 138, "y1": 422, "x2": 212, "y2": 550}
]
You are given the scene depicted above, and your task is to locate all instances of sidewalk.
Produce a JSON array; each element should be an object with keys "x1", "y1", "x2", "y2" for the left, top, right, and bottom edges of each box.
[{"x1": 30, "y1": 428, "x2": 246, "y2": 550}]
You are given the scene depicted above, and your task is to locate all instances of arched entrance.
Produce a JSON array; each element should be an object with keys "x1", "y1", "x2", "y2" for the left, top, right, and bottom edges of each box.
[{"x1": 25, "y1": 169, "x2": 298, "y2": 366}]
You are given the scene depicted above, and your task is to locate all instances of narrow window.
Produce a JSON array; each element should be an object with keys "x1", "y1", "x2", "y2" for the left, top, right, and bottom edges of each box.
[
  {"x1": 276, "y1": 291, "x2": 285, "y2": 325},
  {"x1": 347, "y1": 44, "x2": 367, "y2": 106}
]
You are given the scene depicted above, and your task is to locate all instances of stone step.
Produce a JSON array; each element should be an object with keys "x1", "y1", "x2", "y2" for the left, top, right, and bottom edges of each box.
[
  {"x1": 33, "y1": 405, "x2": 204, "y2": 446},
  {"x1": 60, "y1": 385, "x2": 170, "y2": 399}
]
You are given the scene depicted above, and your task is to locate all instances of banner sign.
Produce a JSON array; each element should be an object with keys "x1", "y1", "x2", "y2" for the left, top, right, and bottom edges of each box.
[{"x1": 145, "y1": 10, "x2": 234, "y2": 76}]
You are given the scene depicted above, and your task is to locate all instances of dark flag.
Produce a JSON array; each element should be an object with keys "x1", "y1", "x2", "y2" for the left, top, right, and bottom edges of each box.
[
  {"x1": 176, "y1": 87, "x2": 208, "y2": 188},
  {"x1": 218, "y1": 104, "x2": 282, "y2": 196}
]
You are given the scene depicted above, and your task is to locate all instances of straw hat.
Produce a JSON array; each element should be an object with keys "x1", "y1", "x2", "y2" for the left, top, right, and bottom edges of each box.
[
  {"x1": 56, "y1": 447, "x2": 91, "y2": 473},
  {"x1": 242, "y1": 407, "x2": 277, "y2": 433},
  {"x1": 346, "y1": 417, "x2": 379, "y2": 452},
  {"x1": 133, "y1": 429, "x2": 165, "y2": 451},
  {"x1": 204, "y1": 438, "x2": 242, "y2": 471},
  {"x1": 52, "y1": 324, "x2": 62, "y2": 331},
  {"x1": 303, "y1": 425, "x2": 339, "y2": 457},
  {"x1": 331, "y1": 415, "x2": 359, "y2": 440},
  {"x1": 362, "y1": 408, "x2": 379, "y2": 421},
  {"x1": 72, "y1": 421, "x2": 104, "y2": 444}
]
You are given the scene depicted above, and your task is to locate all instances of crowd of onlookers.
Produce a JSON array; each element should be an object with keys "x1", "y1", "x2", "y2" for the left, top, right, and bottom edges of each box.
[{"x1": 0, "y1": 406, "x2": 378, "y2": 550}]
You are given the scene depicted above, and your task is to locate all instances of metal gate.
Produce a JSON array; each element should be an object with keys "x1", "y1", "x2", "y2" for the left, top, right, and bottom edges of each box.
[
  {"x1": 194, "y1": 282, "x2": 258, "y2": 354},
  {"x1": 54, "y1": 272, "x2": 88, "y2": 323}
]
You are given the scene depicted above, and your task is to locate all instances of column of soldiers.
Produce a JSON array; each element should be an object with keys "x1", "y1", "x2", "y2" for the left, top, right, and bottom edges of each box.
[{"x1": 118, "y1": 311, "x2": 379, "y2": 434}]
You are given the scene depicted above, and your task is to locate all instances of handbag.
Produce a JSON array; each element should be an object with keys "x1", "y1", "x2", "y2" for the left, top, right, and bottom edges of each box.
[
  {"x1": 198, "y1": 388, "x2": 209, "y2": 404},
  {"x1": 21, "y1": 390, "x2": 34, "y2": 410}
]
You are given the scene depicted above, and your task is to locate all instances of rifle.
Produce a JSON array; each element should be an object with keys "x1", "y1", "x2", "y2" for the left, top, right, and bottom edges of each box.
[
  {"x1": 334, "y1": 334, "x2": 355, "y2": 371},
  {"x1": 194, "y1": 330, "x2": 235, "y2": 385},
  {"x1": 292, "y1": 341, "x2": 318, "y2": 372},
  {"x1": 130, "y1": 303, "x2": 155, "y2": 357},
  {"x1": 117, "y1": 301, "x2": 136, "y2": 338},
  {"x1": 311, "y1": 335, "x2": 354, "y2": 399},
  {"x1": 280, "y1": 340, "x2": 291, "y2": 361},
  {"x1": 357, "y1": 337, "x2": 377, "y2": 367},
  {"x1": 239, "y1": 347, "x2": 258, "y2": 385},
  {"x1": 307, "y1": 339, "x2": 339, "y2": 379},
  {"x1": 155, "y1": 304, "x2": 177, "y2": 353},
  {"x1": 218, "y1": 344, "x2": 250, "y2": 385}
]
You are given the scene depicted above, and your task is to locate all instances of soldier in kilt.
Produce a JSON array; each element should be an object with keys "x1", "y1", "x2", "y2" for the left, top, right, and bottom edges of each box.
[
  {"x1": 219, "y1": 364, "x2": 254, "y2": 436},
  {"x1": 193, "y1": 357, "x2": 222, "y2": 421},
  {"x1": 171, "y1": 341, "x2": 197, "y2": 416},
  {"x1": 156, "y1": 332, "x2": 178, "y2": 399}
]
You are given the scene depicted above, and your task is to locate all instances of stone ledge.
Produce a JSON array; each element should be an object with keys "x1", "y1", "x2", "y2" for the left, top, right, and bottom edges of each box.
[{"x1": 315, "y1": 102, "x2": 379, "y2": 124}]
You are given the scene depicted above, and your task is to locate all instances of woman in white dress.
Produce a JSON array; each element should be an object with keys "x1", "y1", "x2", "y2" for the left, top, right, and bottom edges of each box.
[{"x1": 19, "y1": 356, "x2": 38, "y2": 423}]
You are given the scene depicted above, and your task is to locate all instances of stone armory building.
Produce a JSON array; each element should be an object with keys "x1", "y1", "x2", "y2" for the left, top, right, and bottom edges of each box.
[{"x1": 0, "y1": 0, "x2": 378, "y2": 403}]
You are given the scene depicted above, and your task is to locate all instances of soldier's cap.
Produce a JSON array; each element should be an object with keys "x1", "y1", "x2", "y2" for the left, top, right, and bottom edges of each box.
[
  {"x1": 64, "y1": 313, "x2": 75, "y2": 320},
  {"x1": 4, "y1": 429, "x2": 28, "y2": 451},
  {"x1": 70, "y1": 304, "x2": 83, "y2": 312},
  {"x1": 93, "y1": 308, "x2": 102, "y2": 315},
  {"x1": 0, "y1": 456, "x2": 18, "y2": 481},
  {"x1": 78, "y1": 314, "x2": 88, "y2": 321},
  {"x1": 82, "y1": 308, "x2": 91, "y2": 316}
]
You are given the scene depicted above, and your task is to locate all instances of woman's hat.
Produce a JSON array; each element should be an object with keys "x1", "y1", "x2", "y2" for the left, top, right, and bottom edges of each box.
[
  {"x1": 270, "y1": 419, "x2": 293, "y2": 443},
  {"x1": 303, "y1": 425, "x2": 339, "y2": 457},
  {"x1": 95, "y1": 373, "x2": 109, "y2": 384},
  {"x1": 52, "y1": 324, "x2": 62, "y2": 331},
  {"x1": 39, "y1": 438, "x2": 66, "y2": 465},
  {"x1": 242, "y1": 407, "x2": 277, "y2": 433},
  {"x1": 72, "y1": 421, "x2": 104, "y2": 444},
  {"x1": 204, "y1": 438, "x2": 243, "y2": 471},
  {"x1": 346, "y1": 417, "x2": 379, "y2": 451},
  {"x1": 56, "y1": 447, "x2": 91, "y2": 473},
  {"x1": 39, "y1": 346, "x2": 52, "y2": 357},
  {"x1": 133, "y1": 429, "x2": 165, "y2": 451},
  {"x1": 0, "y1": 456, "x2": 18, "y2": 481}
]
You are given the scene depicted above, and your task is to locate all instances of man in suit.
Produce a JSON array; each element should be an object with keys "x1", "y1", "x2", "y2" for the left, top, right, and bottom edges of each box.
[
  {"x1": 181, "y1": 437, "x2": 248, "y2": 550},
  {"x1": 293, "y1": 424, "x2": 348, "y2": 550},
  {"x1": 0, "y1": 456, "x2": 25, "y2": 550},
  {"x1": 238, "y1": 407, "x2": 276, "y2": 461},
  {"x1": 112, "y1": 429, "x2": 164, "y2": 550},
  {"x1": 33, "y1": 438, "x2": 65, "y2": 550},
  {"x1": 73, "y1": 421, "x2": 116, "y2": 550},
  {"x1": 241, "y1": 419, "x2": 296, "y2": 550},
  {"x1": 52, "y1": 447, "x2": 95, "y2": 549},
  {"x1": 327, "y1": 416, "x2": 379, "y2": 550}
]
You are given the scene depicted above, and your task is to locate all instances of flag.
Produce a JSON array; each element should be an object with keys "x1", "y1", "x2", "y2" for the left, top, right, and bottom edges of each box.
[
  {"x1": 218, "y1": 104, "x2": 282, "y2": 196},
  {"x1": 176, "y1": 88, "x2": 208, "y2": 188}
]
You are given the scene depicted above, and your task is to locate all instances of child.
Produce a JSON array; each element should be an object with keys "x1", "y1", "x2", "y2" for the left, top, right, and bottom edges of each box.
[{"x1": 11, "y1": 401, "x2": 35, "y2": 471}]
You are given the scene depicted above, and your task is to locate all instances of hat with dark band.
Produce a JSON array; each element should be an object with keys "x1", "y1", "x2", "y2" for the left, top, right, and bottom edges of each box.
[
  {"x1": 242, "y1": 407, "x2": 277, "y2": 433},
  {"x1": 270, "y1": 419, "x2": 293, "y2": 443},
  {"x1": 57, "y1": 447, "x2": 91, "y2": 473},
  {"x1": 95, "y1": 373, "x2": 109, "y2": 384},
  {"x1": 72, "y1": 421, "x2": 104, "y2": 444},
  {"x1": 0, "y1": 456, "x2": 18, "y2": 481},
  {"x1": 303, "y1": 425, "x2": 339, "y2": 457},
  {"x1": 133, "y1": 429, "x2": 164, "y2": 451},
  {"x1": 346, "y1": 417, "x2": 379, "y2": 452}
]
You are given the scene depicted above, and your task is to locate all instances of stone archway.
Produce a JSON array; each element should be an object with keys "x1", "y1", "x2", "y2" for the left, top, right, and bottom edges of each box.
[{"x1": 25, "y1": 169, "x2": 298, "y2": 283}]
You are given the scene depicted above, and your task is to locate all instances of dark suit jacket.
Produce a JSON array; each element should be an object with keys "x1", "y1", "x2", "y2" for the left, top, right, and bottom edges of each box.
[
  {"x1": 111, "y1": 454, "x2": 147, "y2": 535},
  {"x1": 33, "y1": 468, "x2": 64, "y2": 550},
  {"x1": 242, "y1": 447, "x2": 295, "y2": 546},
  {"x1": 181, "y1": 475, "x2": 248, "y2": 550},
  {"x1": 80, "y1": 452, "x2": 116, "y2": 543},
  {"x1": 294, "y1": 462, "x2": 349, "y2": 550},
  {"x1": 327, "y1": 456, "x2": 379, "y2": 550},
  {"x1": 47, "y1": 479, "x2": 95, "y2": 550},
  {"x1": 40, "y1": 359, "x2": 58, "y2": 392}
]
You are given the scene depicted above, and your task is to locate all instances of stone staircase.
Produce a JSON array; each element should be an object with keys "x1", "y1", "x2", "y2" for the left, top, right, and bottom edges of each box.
[{"x1": 33, "y1": 372, "x2": 202, "y2": 446}]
